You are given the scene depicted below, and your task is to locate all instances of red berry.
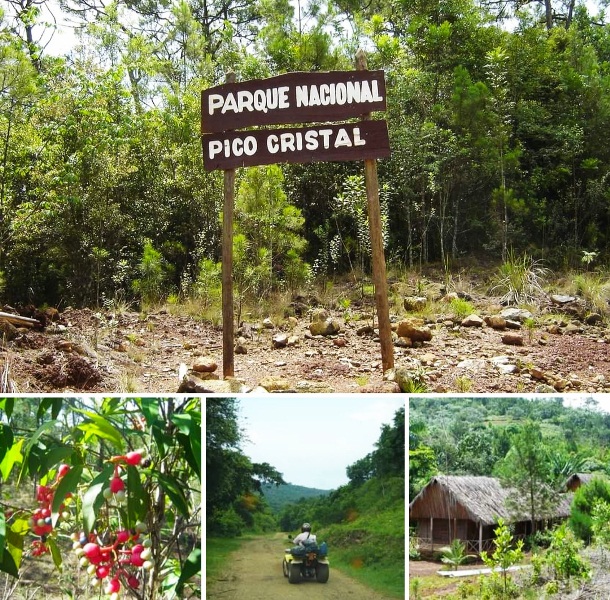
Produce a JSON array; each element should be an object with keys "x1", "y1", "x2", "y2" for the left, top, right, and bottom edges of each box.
[
  {"x1": 116, "y1": 530, "x2": 130, "y2": 544},
  {"x1": 110, "y1": 477, "x2": 125, "y2": 493},
  {"x1": 96, "y1": 565, "x2": 110, "y2": 579},
  {"x1": 128, "y1": 575, "x2": 140, "y2": 589},
  {"x1": 125, "y1": 451, "x2": 143, "y2": 466},
  {"x1": 132, "y1": 544, "x2": 144, "y2": 554},
  {"x1": 106, "y1": 579, "x2": 120, "y2": 594},
  {"x1": 57, "y1": 464, "x2": 70, "y2": 478},
  {"x1": 131, "y1": 552, "x2": 144, "y2": 567},
  {"x1": 83, "y1": 543, "x2": 101, "y2": 560}
]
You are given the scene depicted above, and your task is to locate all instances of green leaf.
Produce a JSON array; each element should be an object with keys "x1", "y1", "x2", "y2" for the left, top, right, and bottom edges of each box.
[
  {"x1": 177, "y1": 433, "x2": 200, "y2": 482},
  {"x1": 0, "y1": 424, "x2": 13, "y2": 464},
  {"x1": 82, "y1": 464, "x2": 114, "y2": 534},
  {"x1": 0, "y1": 399, "x2": 14, "y2": 419},
  {"x1": 127, "y1": 465, "x2": 148, "y2": 526},
  {"x1": 155, "y1": 472, "x2": 189, "y2": 517},
  {"x1": 52, "y1": 465, "x2": 83, "y2": 527},
  {"x1": 51, "y1": 398, "x2": 63, "y2": 420},
  {"x1": 0, "y1": 510, "x2": 5, "y2": 557},
  {"x1": 138, "y1": 398, "x2": 161, "y2": 427},
  {"x1": 170, "y1": 413, "x2": 193, "y2": 435},
  {"x1": 75, "y1": 411, "x2": 124, "y2": 451},
  {"x1": 176, "y1": 547, "x2": 201, "y2": 594},
  {"x1": 0, "y1": 547, "x2": 18, "y2": 577},
  {"x1": 47, "y1": 537, "x2": 63, "y2": 570},
  {"x1": 0, "y1": 439, "x2": 24, "y2": 482}
]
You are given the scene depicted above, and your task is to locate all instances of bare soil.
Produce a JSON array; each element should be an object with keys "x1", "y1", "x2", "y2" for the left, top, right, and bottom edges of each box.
[
  {"x1": 207, "y1": 534, "x2": 395, "y2": 600},
  {"x1": 2, "y1": 293, "x2": 610, "y2": 394}
]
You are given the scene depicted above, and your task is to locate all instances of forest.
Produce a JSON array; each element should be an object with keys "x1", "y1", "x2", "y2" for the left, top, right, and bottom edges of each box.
[
  {"x1": 409, "y1": 396, "x2": 610, "y2": 598},
  {"x1": 3, "y1": 0, "x2": 610, "y2": 310},
  {"x1": 206, "y1": 398, "x2": 405, "y2": 597}
]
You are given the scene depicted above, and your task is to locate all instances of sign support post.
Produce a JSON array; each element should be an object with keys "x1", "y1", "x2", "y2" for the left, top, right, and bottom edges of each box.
[
  {"x1": 222, "y1": 72, "x2": 236, "y2": 377},
  {"x1": 356, "y1": 49, "x2": 394, "y2": 372}
]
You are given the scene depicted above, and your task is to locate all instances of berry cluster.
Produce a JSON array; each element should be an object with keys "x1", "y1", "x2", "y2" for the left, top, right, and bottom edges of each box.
[
  {"x1": 70, "y1": 448, "x2": 152, "y2": 599},
  {"x1": 28, "y1": 463, "x2": 71, "y2": 556},
  {"x1": 71, "y1": 522, "x2": 152, "y2": 600}
]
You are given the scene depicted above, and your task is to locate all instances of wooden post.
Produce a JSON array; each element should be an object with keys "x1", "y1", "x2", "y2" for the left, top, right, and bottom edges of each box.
[
  {"x1": 355, "y1": 49, "x2": 394, "y2": 372},
  {"x1": 222, "y1": 72, "x2": 236, "y2": 378}
]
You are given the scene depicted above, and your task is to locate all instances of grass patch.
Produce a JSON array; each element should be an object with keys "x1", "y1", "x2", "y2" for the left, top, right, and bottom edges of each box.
[
  {"x1": 206, "y1": 537, "x2": 244, "y2": 583},
  {"x1": 330, "y1": 547, "x2": 404, "y2": 598}
]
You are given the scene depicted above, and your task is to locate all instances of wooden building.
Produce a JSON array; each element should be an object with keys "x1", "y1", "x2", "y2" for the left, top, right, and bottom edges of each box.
[
  {"x1": 565, "y1": 472, "x2": 599, "y2": 492},
  {"x1": 409, "y1": 475, "x2": 572, "y2": 554}
]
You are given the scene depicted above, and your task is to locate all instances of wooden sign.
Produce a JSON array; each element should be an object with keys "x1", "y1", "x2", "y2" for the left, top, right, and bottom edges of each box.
[
  {"x1": 202, "y1": 120, "x2": 390, "y2": 171},
  {"x1": 201, "y1": 70, "x2": 387, "y2": 134}
]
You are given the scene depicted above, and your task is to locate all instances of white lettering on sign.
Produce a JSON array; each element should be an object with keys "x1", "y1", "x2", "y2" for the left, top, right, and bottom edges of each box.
[
  {"x1": 207, "y1": 81, "x2": 384, "y2": 116},
  {"x1": 266, "y1": 127, "x2": 366, "y2": 154},
  {"x1": 295, "y1": 80, "x2": 383, "y2": 108},
  {"x1": 209, "y1": 136, "x2": 258, "y2": 159},
  {"x1": 208, "y1": 86, "x2": 290, "y2": 116}
]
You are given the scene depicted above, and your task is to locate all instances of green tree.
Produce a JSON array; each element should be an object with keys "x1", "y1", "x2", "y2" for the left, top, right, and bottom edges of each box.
[{"x1": 495, "y1": 421, "x2": 557, "y2": 533}]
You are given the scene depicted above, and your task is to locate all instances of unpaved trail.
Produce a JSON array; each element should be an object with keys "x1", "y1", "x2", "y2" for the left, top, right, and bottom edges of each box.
[{"x1": 206, "y1": 534, "x2": 400, "y2": 600}]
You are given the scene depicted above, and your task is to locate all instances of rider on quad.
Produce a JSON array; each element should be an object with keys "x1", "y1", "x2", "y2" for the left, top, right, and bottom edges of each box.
[{"x1": 292, "y1": 523, "x2": 317, "y2": 546}]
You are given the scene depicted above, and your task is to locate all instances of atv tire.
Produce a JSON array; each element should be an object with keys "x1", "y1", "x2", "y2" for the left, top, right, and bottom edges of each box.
[
  {"x1": 282, "y1": 559, "x2": 289, "y2": 578},
  {"x1": 316, "y1": 563, "x2": 329, "y2": 583},
  {"x1": 288, "y1": 563, "x2": 301, "y2": 584}
]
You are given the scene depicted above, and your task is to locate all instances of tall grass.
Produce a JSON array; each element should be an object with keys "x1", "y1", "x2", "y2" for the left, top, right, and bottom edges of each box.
[
  {"x1": 490, "y1": 251, "x2": 548, "y2": 305},
  {"x1": 570, "y1": 272, "x2": 610, "y2": 314}
]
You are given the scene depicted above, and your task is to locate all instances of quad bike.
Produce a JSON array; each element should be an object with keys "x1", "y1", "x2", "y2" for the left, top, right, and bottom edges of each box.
[{"x1": 282, "y1": 539, "x2": 329, "y2": 584}]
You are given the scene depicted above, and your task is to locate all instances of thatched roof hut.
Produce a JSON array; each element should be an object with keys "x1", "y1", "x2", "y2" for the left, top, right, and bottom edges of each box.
[{"x1": 409, "y1": 475, "x2": 572, "y2": 554}]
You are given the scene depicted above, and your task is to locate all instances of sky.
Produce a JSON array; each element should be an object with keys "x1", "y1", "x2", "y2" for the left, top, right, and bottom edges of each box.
[{"x1": 236, "y1": 396, "x2": 405, "y2": 490}]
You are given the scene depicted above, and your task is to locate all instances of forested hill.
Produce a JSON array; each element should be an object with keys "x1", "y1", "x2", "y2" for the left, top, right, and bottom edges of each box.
[
  {"x1": 260, "y1": 483, "x2": 330, "y2": 513},
  {"x1": 409, "y1": 396, "x2": 610, "y2": 497}
]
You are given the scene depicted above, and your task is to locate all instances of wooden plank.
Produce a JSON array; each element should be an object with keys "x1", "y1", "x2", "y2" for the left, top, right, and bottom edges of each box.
[
  {"x1": 222, "y1": 72, "x2": 236, "y2": 378},
  {"x1": 356, "y1": 49, "x2": 394, "y2": 372},
  {"x1": 0, "y1": 312, "x2": 40, "y2": 327},
  {"x1": 202, "y1": 120, "x2": 390, "y2": 171},
  {"x1": 201, "y1": 70, "x2": 387, "y2": 133}
]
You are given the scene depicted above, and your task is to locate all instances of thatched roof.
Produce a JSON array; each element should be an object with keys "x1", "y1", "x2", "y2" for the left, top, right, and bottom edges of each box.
[
  {"x1": 409, "y1": 475, "x2": 573, "y2": 525},
  {"x1": 565, "y1": 472, "x2": 603, "y2": 491}
]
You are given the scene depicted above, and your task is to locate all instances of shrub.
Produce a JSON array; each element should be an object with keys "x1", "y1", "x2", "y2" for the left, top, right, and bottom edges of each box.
[{"x1": 490, "y1": 250, "x2": 548, "y2": 304}]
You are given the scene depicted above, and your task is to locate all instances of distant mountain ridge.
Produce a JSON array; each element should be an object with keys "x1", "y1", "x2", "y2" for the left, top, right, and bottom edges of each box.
[{"x1": 260, "y1": 482, "x2": 331, "y2": 513}]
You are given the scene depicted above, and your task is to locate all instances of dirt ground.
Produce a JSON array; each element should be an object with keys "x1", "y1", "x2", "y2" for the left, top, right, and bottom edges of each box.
[
  {"x1": 2, "y1": 293, "x2": 610, "y2": 394},
  {"x1": 206, "y1": 533, "x2": 395, "y2": 600}
]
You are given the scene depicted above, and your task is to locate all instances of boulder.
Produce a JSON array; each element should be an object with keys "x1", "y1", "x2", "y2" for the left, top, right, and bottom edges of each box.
[
  {"x1": 192, "y1": 357, "x2": 218, "y2": 373},
  {"x1": 309, "y1": 318, "x2": 341, "y2": 336},
  {"x1": 500, "y1": 308, "x2": 533, "y2": 322},
  {"x1": 396, "y1": 319, "x2": 432, "y2": 342},
  {"x1": 403, "y1": 296, "x2": 427, "y2": 312},
  {"x1": 502, "y1": 333, "x2": 524, "y2": 346},
  {"x1": 485, "y1": 315, "x2": 507, "y2": 330},
  {"x1": 461, "y1": 314, "x2": 484, "y2": 327}
]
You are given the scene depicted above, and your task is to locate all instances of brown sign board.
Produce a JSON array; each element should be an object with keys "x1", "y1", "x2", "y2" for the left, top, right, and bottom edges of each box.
[
  {"x1": 202, "y1": 120, "x2": 390, "y2": 171},
  {"x1": 201, "y1": 71, "x2": 387, "y2": 134}
]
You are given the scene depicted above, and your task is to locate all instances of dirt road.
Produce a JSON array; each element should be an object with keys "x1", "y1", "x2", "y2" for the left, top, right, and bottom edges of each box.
[{"x1": 206, "y1": 534, "x2": 399, "y2": 600}]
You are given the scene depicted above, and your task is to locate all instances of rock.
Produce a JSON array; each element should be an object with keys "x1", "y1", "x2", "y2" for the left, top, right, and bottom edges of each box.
[
  {"x1": 535, "y1": 384, "x2": 557, "y2": 393},
  {"x1": 457, "y1": 359, "x2": 486, "y2": 371},
  {"x1": 441, "y1": 292, "x2": 459, "y2": 302},
  {"x1": 272, "y1": 333, "x2": 288, "y2": 348},
  {"x1": 505, "y1": 320, "x2": 522, "y2": 330},
  {"x1": 356, "y1": 325, "x2": 375, "y2": 336},
  {"x1": 564, "y1": 323, "x2": 581, "y2": 334},
  {"x1": 547, "y1": 324, "x2": 562, "y2": 335},
  {"x1": 461, "y1": 314, "x2": 484, "y2": 327},
  {"x1": 287, "y1": 335, "x2": 300, "y2": 347},
  {"x1": 235, "y1": 337, "x2": 248, "y2": 354},
  {"x1": 390, "y1": 367, "x2": 427, "y2": 392},
  {"x1": 530, "y1": 367, "x2": 547, "y2": 381},
  {"x1": 178, "y1": 375, "x2": 248, "y2": 393},
  {"x1": 311, "y1": 308, "x2": 330, "y2": 322},
  {"x1": 550, "y1": 294, "x2": 576, "y2": 304},
  {"x1": 586, "y1": 313, "x2": 603, "y2": 326},
  {"x1": 359, "y1": 381, "x2": 401, "y2": 393},
  {"x1": 485, "y1": 315, "x2": 507, "y2": 330},
  {"x1": 502, "y1": 333, "x2": 524, "y2": 346},
  {"x1": 500, "y1": 308, "x2": 533, "y2": 322},
  {"x1": 192, "y1": 357, "x2": 218, "y2": 373},
  {"x1": 0, "y1": 320, "x2": 18, "y2": 342},
  {"x1": 333, "y1": 338, "x2": 347, "y2": 347},
  {"x1": 419, "y1": 353, "x2": 438, "y2": 365},
  {"x1": 287, "y1": 316, "x2": 298, "y2": 329},
  {"x1": 295, "y1": 381, "x2": 335, "y2": 393},
  {"x1": 403, "y1": 296, "x2": 427, "y2": 312},
  {"x1": 259, "y1": 376, "x2": 292, "y2": 391},
  {"x1": 262, "y1": 317, "x2": 275, "y2": 329},
  {"x1": 395, "y1": 337, "x2": 413, "y2": 348},
  {"x1": 396, "y1": 318, "x2": 432, "y2": 342},
  {"x1": 309, "y1": 318, "x2": 341, "y2": 336}
]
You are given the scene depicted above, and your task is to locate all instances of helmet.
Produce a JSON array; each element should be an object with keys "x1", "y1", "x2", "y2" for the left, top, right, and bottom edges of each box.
[{"x1": 301, "y1": 523, "x2": 311, "y2": 532}]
